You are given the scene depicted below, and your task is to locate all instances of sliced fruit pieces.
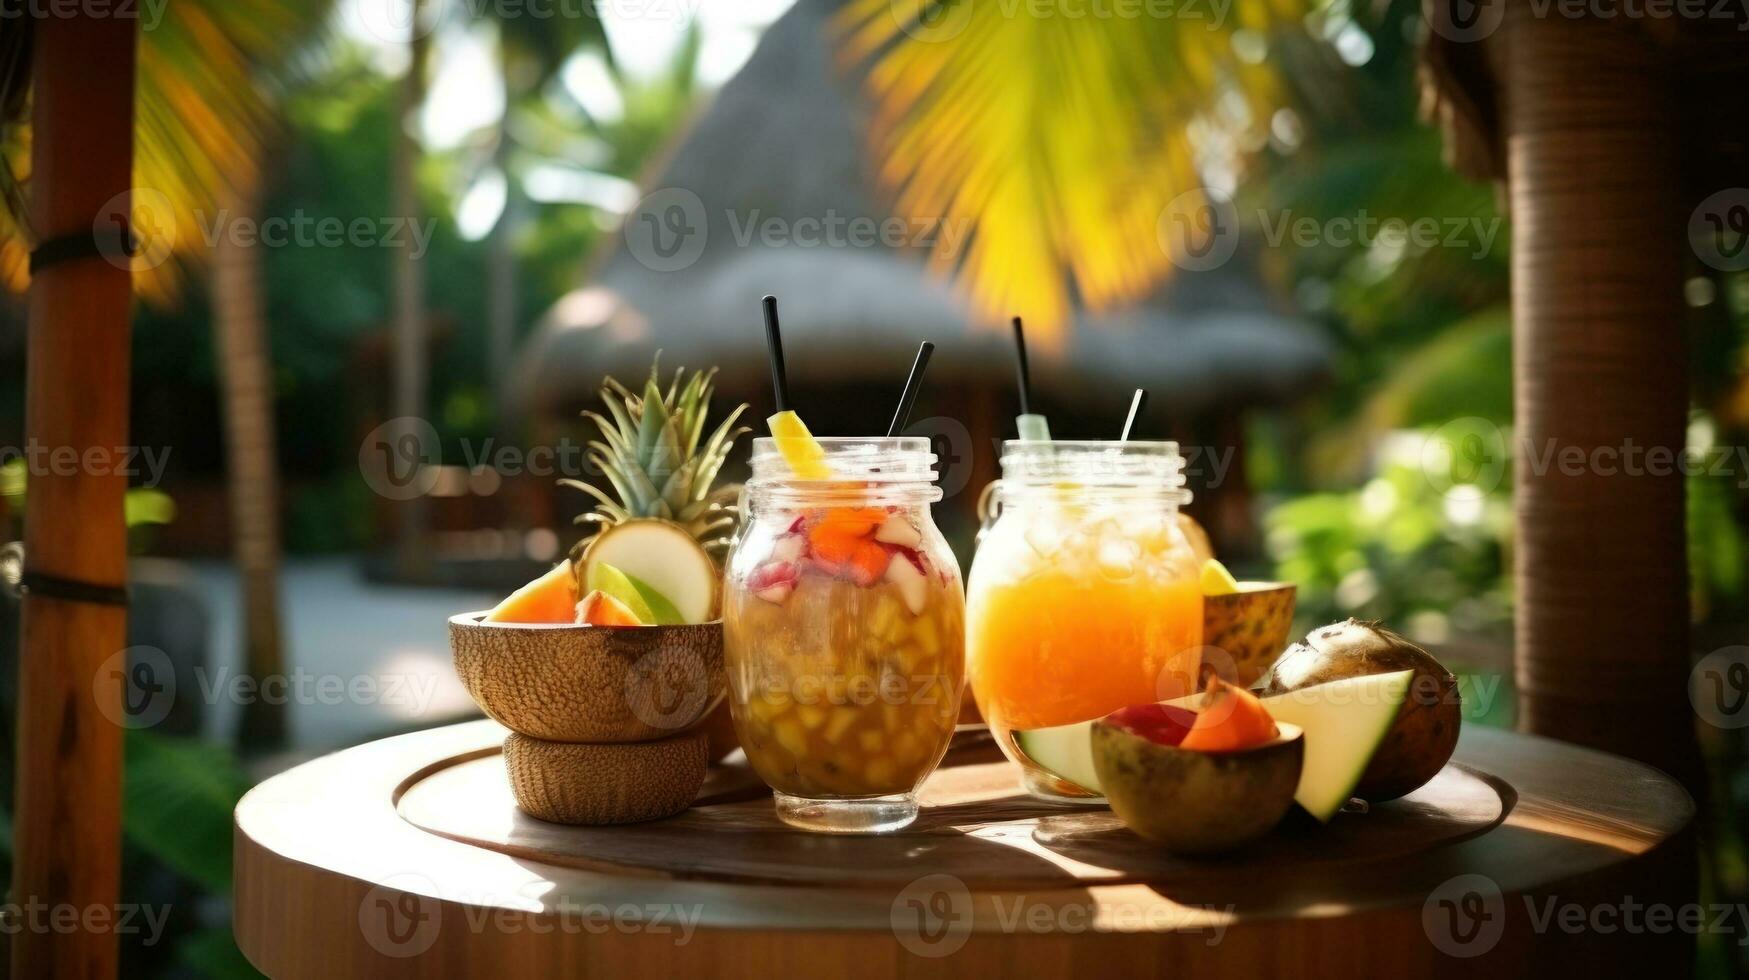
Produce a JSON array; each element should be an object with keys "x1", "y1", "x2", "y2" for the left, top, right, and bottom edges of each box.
[
  {"x1": 624, "y1": 570, "x2": 686, "y2": 626},
  {"x1": 575, "y1": 589, "x2": 646, "y2": 626},
  {"x1": 1176, "y1": 677, "x2": 1278, "y2": 752},
  {"x1": 1014, "y1": 718, "x2": 1106, "y2": 794},
  {"x1": 1100, "y1": 702, "x2": 1198, "y2": 747},
  {"x1": 1093, "y1": 719, "x2": 1303, "y2": 854},
  {"x1": 1259, "y1": 620, "x2": 1460, "y2": 801},
  {"x1": 484, "y1": 562, "x2": 579, "y2": 623},
  {"x1": 767, "y1": 410, "x2": 832, "y2": 480},
  {"x1": 873, "y1": 513, "x2": 922, "y2": 548},
  {"x1": 746, "y1": 560, "x2": 798, "y2": 604},
  {"x1": 1203, "y1": 582, "x2": 1296, "y2": 687},
  {"x1": 1200, "y1": 558, "x2": 1240, "y2": 596},
  {"x1": 579, "y1": 520, "x2": 718, "y2": 624},
  {"x1": 585, "y1": 562, "x2": 660, "y2": 624},
  {"x1": 884, "y1": 548, "x2": 928, "y2": 614},
  {"x1": 1169, "y1": 669, "x2": 1414, "y2": 822}
]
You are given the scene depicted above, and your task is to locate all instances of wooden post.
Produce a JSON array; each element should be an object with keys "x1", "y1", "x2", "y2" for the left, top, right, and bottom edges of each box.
[
  {"x1": 13, "y1": 12, "x2": 138, "y2": 980},
  {"x1": 1498, "y1": 8, "x2": 1702, "y2": 787}
]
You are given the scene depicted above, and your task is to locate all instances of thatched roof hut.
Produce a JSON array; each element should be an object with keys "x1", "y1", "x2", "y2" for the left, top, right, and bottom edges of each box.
[{"x1": 511, "y1": 0, "x2": 1330, "y2": 425}]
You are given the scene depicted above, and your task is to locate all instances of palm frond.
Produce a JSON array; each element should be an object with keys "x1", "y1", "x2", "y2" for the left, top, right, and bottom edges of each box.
[
  {"x1": 0, "y1": 0, "x2": 330, "y2": 305},
  {"x1": 834, "y1": 0, "x2": 1298, "y2": 344}
]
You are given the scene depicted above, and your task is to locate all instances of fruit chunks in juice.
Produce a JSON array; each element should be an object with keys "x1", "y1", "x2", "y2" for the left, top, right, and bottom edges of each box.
[{"x1": 725, "y1": 508, "x2": 964, "y2": 798}]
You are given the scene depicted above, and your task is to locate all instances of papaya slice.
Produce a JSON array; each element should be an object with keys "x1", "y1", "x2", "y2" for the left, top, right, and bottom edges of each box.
[
  {"x1": 484, "y1": 563, "x2": 579, "y2": 624},
  {"x1": 1178, "y1": 676, "x2": 1279, "y2": 752}
]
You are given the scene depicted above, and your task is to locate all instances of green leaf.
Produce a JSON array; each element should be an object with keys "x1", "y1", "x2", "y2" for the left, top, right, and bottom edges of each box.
[{"x1": 123, "y1": 730, "x2": 248, "y2": 894}]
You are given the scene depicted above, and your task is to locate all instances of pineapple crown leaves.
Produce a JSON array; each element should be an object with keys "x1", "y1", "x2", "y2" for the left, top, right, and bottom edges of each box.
[{"x1": 562, "y1": 355, "x2": 750, "y2": 541}]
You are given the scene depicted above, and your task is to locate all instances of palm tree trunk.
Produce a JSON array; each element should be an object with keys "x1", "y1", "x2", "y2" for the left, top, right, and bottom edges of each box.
[
  {"x1": 212, "y1": 181, "x2": 287, "y2": 750},
  {"x1": 487, "y1": 95, "x2": 517, "y2": 427},
  {"x1": 1500, "y1": 8, "x2": 1701, "y2": 788},
  {"x1": 391, "y1": 0, "x2": 431, "y2": 576},
  {"x1": 12, "y1": 14, "x2": 136, "y2": 979}
]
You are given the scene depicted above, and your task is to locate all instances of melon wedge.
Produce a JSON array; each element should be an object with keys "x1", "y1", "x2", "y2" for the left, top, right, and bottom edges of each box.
[
  {"x1": 484, "y1": 562, "x2": 578, "y2": 623},
  {"x1": 1014, "y1": 721, "x2": 1103, "y2": 794},
  {"x1": 579, "y1": 521, "x2": 717, "y2": 625},
  {"x1": 1168, "y1": 669, "x2": 1414, "y2": 822}
]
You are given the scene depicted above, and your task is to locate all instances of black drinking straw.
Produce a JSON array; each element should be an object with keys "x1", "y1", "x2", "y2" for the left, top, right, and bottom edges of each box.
[
  {"x1": 887, "y1": 341, "x2": 936, "y2": 437},
  {"x1": 762, "y1": 294, "x2": 791, "y2": 412},
  {"x1": 1011, "y1": 316, "x2": 1033, "y2": 416},
  {"x1": 1120, "y1": 388, "x2": 1148, "y2": 441}
]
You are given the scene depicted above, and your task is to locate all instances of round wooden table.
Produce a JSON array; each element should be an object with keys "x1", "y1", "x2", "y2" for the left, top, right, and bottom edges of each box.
[{"x1": 234, "y1": 720, "x2": 1695, "y2": 978}]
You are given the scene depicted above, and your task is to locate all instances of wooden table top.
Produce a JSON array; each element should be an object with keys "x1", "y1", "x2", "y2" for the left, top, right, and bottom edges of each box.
[{"x1": 234, "y1": 721, "x2": 1696, "y2": 978}]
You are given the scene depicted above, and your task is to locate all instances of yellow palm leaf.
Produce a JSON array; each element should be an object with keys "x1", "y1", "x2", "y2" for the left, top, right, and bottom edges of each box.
[
  {"x1": 2, "y1": 0, "x2": 325, "y2": 306},
  {"x1": 835, "y1": 0, "x2": 1298, "y2": 346}
]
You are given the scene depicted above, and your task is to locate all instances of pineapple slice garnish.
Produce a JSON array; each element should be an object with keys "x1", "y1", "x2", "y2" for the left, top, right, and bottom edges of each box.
[{"x1": 767, "y1": 410, "x2": 833, "y2": 480}]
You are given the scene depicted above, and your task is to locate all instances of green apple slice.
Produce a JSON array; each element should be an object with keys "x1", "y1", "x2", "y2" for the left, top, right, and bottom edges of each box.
[
  {"x1": 623, "y1": 570, "x2": 685, "y2": 626},
  {"x1": 584, "y1": 562, "x2": 656, "y2": 625},
  {"x1": 1013, "y1": 719, "x2": 1102, "y2": 794}
]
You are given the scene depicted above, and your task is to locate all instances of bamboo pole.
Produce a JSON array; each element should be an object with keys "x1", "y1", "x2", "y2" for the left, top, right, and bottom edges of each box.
[
  {"x1": 13, "y1": 13, "x2": 138, "y2": 980},
  {"x1": 1498, "y1": 7, "x2": 1702, "y2": 788}
]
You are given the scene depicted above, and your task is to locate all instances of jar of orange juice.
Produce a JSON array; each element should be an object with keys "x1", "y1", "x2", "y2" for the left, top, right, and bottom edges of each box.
[{"x1": 967, "y1": 440, "x2": 1203, "y2": 801}]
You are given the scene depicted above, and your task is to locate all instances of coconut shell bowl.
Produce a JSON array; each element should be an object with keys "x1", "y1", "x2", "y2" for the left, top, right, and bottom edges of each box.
[{"x1": 449, "y1": 613, "x2": 725, "y2": 825}]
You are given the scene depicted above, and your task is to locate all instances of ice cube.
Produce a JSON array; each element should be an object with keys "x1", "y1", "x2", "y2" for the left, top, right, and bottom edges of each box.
[
  {"x1": 1023, "y1": 521, "x2": 1065, "y2": 560},
  {"x1": 1098, "y1": 538, "x2": 1141, "y2": 581}
]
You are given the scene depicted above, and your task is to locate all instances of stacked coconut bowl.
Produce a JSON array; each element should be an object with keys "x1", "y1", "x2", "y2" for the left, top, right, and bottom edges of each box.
[{"x1": 450, "y1": 613, "x2": 726, "y2": 825}]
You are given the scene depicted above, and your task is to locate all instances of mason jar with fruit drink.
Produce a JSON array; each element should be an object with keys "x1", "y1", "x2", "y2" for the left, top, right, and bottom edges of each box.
[
  {"x1": 967, "y1": 440, "x2": 1204, "y2": 801},
  {"x1": 724, "y1": 435, "x2": 965, "y2": 833}
]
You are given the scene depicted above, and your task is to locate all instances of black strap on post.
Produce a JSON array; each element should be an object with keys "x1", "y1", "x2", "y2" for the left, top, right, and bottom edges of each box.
[
  {"x1": 17, "y1": 570, "x2": 129, "y2": 607},
  {"x1": 28, "y1": 221, "x2": 135, "y2": 274}
]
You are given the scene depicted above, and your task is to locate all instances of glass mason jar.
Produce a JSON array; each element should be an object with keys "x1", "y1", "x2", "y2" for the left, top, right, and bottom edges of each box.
[
  {"x1": 723, "y1": 437, "x2": 965, "y2": 833},
  {"x1": 967, "y1": 441, "x2": 1203, "y2": 802}
]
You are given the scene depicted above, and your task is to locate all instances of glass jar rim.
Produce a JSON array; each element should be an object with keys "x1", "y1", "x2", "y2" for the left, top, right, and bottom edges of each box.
[
  {"x1": 748, "y1": 436, "x2": 939, "y2": 486},
  {"x1": 998, "y1": 439, "x2": 1188, "y2": 488}
]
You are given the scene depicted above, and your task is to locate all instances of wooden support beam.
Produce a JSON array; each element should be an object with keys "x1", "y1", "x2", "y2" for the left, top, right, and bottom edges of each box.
[{"x1": 13, "y1": 13, "x2": 138, "y2": 980}]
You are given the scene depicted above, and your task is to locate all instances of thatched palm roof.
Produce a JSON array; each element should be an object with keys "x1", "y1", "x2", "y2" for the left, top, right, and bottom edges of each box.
[{"x1": 512, "y1": 0, "x2": 1330, "y2": 416}]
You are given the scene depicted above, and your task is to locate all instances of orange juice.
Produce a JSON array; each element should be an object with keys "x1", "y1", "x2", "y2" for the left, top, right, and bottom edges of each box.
[{"x1": 966, "y1": 442, "x2": 1203, "y2": 800}]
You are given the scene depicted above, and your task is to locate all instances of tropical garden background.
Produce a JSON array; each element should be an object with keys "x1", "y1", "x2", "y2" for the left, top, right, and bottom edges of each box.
[{"x1": 0, "y1": 0, "x2": 1745, "y2": 975}]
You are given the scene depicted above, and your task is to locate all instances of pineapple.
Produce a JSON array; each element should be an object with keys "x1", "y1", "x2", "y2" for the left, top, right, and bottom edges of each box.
[{"x1": 561, "y1": 357, "x2": 749, "y2": 624}]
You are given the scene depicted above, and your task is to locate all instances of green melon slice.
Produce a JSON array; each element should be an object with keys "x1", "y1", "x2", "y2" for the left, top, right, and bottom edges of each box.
[{"x1": 1013, "y1": 719, "x2": 1103, "y2": 794}]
